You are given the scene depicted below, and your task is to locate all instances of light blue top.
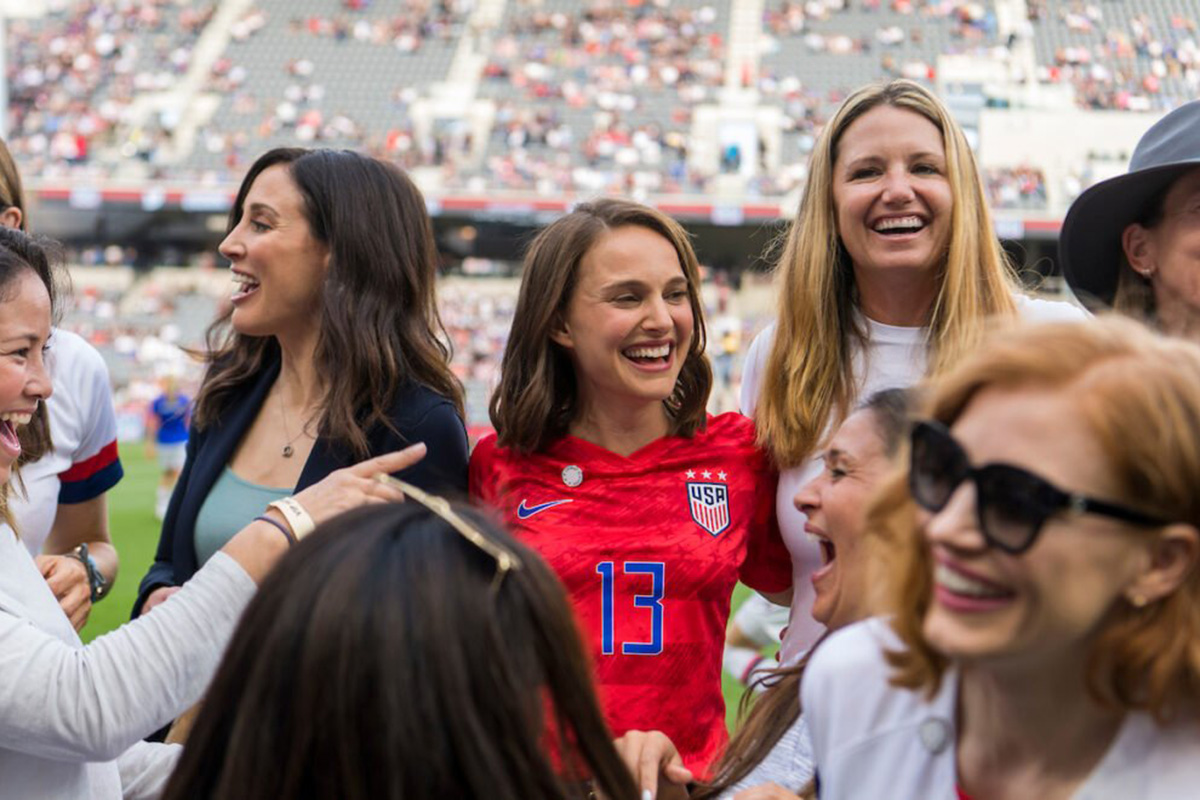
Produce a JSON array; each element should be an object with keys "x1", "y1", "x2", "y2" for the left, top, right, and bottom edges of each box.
[{"x1": 193, "y1": 467, "x2": 290, "y2": 566}]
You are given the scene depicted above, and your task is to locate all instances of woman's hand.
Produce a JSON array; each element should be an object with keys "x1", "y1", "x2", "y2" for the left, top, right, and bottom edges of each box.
[
  {"x1": 35, "y1": 555, "x2": 91, "y2": 630},
  {"x1": 613, "y1": 729, "x2": 693, "y2": 800},
  {"x1": 732, "y1": 782, "x2": 803, "y2": 800},
  {"x1": 222, "y1": 443, "x2": 427, "y2": 584},
  {"x1": 142, "y1": 585, "x2": 182, "y2": 614},
  {"x1": 288, "y1": 443, "x2": 426, "y2": 526}
]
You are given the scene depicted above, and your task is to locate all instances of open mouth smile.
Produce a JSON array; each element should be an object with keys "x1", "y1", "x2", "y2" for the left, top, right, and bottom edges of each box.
[
  {"x1": 808, "y1": 526, "x2": 838, "y2": 584},
  {"x1": 872, "y1": 215, "x2": 928, "y2": 237},
  {"x1": 933, "y1": 557, "x2": 1016, "y2": 612},
  {"x1": 0, "y1": 408, "x2": 36, "y2": 459},
  {"x1": 622, "y1": 342, "x2": 675, "y2": 371},
  {"x1": 231, "y1": 270, "x2": 261, "y2": 302}
]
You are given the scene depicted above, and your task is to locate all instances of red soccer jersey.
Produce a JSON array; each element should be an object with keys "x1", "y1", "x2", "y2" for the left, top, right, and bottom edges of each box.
[{"x1": 470, "y1": 413, "x2": 791, "y2": 773}]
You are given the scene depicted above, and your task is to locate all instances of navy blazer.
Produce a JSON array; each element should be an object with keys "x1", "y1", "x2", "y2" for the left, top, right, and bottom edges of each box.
[{"x1": 133, "y1": 356, "x2": 469, "y2": 616}]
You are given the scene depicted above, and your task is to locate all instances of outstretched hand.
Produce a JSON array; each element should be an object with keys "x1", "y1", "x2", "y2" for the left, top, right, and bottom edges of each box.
[{"x1": 289, "y1": 443, "x2": 427, "y2": 526}]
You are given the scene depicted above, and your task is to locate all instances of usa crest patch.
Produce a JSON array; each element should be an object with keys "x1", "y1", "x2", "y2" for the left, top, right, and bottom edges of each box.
[{"x1": 687, "y1": 482, "x2": 730, "y2": 536}]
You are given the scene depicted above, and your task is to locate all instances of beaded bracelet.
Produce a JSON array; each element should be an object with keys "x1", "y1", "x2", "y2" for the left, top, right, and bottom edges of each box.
[{"x1": 254, "y1": 514, "x2": 298, "y2": 546}]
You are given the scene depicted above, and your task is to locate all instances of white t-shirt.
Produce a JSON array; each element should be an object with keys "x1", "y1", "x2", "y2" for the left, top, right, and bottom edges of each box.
[
  {"x1": 716, "y1": 714, "x2": 814, "y2": 798},
  {"x1": 6, "y1": 329, "x2": 122, "y2": 557},
  {"x1": 741, "y1": 295, "x2": 1087, "y2": 663},
  {"x1": 803, "y1": 618, "x2": 1200, "y2": 799}
]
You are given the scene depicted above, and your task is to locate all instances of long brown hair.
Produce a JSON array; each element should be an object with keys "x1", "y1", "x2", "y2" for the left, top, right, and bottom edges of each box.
[
  {"x1": 695, "y1": 388, "x2": 916, "y2": 799},
  {"x1": 489, "y1": 199, "x2": 712, "y2": 454},
  {"x1": 881, "y1": 317, "x2": 1200, "y2": 720},
  {"x1": 161, "y1": 502, "x2": 639, "y2": 800},
  {"x1": 755, "y1": 80, "x2": 1018, "y2": 469},
  {"x1": 193, "y1": 148, "x2": 463, "y2": 459}
]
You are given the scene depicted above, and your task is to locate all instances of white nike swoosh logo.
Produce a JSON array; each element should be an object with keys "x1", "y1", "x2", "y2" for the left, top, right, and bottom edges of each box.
[{"x1": 516, "y1": 499, "x2": 573, "y2": 519}]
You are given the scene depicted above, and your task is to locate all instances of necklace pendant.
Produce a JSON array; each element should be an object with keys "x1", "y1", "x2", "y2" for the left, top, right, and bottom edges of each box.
[{"x1": 282, "y1": 444, "x2": 294, "y2": 458}]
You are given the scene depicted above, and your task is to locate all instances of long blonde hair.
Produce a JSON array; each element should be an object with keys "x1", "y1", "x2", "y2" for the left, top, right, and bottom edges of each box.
[{"x1": 756, "y1": 80, "x2": 1018, "y2": 468}]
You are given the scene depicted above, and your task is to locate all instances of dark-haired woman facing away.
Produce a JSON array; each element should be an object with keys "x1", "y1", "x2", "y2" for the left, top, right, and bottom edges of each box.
[
  {"x1": 161, "y1": 499, "x2": 640, "y2": 800},
  {"x1": 135, "y1": 148, "x2": 468, "y2": 615}
]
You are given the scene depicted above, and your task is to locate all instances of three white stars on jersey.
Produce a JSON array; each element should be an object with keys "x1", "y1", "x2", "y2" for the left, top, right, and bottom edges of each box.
[{"x1": 684, "y1": 469, "x2": 727, "y2": 481}]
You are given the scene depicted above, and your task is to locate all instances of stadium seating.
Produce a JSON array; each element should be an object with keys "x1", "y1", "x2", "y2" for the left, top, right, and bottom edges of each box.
[
  {"x1": 6, "y1": 0, "x2": 1200, "y2": 202},
  {"x1": 191, "y1": 0, "x2": 469, "y2": 176},
  {"x1": 1028, "y1": 0, "x2": 1200, "y2": 112}
]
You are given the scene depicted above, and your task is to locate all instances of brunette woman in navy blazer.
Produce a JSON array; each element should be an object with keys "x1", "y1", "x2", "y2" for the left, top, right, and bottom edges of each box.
[{"x1": 135, "y1": 149, "x2": 468, "y2": 617}]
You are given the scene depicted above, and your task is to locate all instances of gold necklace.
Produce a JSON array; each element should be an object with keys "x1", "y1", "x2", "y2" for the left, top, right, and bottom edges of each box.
[{"x1": 278, "y1": 392, "x2": 309, "y2": 458}]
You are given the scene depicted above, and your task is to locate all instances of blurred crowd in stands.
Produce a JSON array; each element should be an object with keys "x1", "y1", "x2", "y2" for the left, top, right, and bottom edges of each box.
[
  {"x1": 4, "y1": 0, "x2": 1199, "y2": 199},
  {"x1": 1031, "y1": 0, "x2": 1200, "y2": 112},
  {"x1": 6, "y1": 0, "x2": 214, "y2": 180},
  {"x1": 984, "y1": 165, "x2": 1047, "y2": 210}
]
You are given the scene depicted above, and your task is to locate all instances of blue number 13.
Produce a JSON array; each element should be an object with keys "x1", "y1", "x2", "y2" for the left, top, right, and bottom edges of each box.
[{"x1": 596, "y1": 561, "x2": 665, "y2": 656}]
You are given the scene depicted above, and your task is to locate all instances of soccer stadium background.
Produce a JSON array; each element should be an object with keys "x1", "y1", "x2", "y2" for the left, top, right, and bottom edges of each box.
[{"x1": 16, "y1": 0, "x2": 1197, "y2": 670}]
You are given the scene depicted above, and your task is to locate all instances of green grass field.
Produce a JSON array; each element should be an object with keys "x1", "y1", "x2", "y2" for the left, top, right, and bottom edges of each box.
[
  {"x1": 86, "y1": 446, "x2": 761, "y2": 730},
  {"x1": 82, "y1": 444, "x2": 164, "y2": 643}
]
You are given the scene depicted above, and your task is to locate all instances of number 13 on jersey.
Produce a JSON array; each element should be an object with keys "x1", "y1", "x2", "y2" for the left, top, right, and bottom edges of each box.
[{"x1": 596, "y1": 561, "x2": 666, "y2": 656}]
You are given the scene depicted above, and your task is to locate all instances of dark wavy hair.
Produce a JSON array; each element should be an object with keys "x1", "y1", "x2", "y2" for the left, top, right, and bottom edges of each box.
[
  {"x1": 489, "y1": 198, "x2": 713, "y2": 454},
  {"x1": 161, "y1": 502, "x2": 640, "y2": 800},
  {"x1": 0, "y1": 227, "x2": 65, "y2": 524},
  {"x1": 192, "y1": 148, "x2": 463, "y2": 459}
]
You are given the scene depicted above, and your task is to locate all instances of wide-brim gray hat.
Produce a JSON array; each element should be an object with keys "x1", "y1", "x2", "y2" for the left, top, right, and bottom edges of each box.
[{"x1": 1059, "y1": 100, "x2": 1200, "y2": 308}]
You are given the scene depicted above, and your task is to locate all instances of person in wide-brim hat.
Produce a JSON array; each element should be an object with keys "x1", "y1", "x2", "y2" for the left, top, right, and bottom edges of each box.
[{"x1": 1059, "y1": 100, "x2": 1200, "y2": 335}]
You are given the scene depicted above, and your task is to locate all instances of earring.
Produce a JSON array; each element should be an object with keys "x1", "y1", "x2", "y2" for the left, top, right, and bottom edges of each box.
[{"x1": 1129, "y1": 591, "x2": 1149, "y2": 608}]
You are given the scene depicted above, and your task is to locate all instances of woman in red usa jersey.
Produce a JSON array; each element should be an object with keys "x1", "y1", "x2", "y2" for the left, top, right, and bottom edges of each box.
[{"x1": 470, "y1": 199, "x2": 793, "y2": 775}]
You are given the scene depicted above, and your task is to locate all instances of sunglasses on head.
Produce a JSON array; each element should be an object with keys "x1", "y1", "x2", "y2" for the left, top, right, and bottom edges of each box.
[
  {"x1": 375, "y1": 475, "x2": 522, "y2": 591},
  {"x1": 908, "y1": 420, "x2": 1169, "y2": 554}
]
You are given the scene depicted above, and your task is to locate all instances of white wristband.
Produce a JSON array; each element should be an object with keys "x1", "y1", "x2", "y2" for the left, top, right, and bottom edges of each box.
[{"x1": 267, "y1": 497, "x2": 316, "y2": 540}]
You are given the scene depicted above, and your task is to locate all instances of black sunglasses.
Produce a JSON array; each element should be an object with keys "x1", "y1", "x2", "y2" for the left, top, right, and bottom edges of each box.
[{"x1": 908, "y1": 420, "x2": 1169, "y2": 554}]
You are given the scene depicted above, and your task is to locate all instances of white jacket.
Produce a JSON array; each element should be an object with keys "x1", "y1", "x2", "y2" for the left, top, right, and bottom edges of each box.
[
  {"x1": 0, "y1": 528, "x2": 256, "y2": 799},
  {"x1": 803, "y1": 618, "x2": 1200, "y2": 800}
]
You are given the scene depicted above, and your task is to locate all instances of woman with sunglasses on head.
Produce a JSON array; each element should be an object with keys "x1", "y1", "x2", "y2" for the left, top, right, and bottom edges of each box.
[
  {"x1": 1060, "y1": 100, "x2": 1200, "y2": 339},
  {"x1": 0, "y1": 224, "x2": 425, "y2": 798},
  {"x1": 803, "y1": 317, "x2": 1200, "y2": 799},
  {"x1": 471, "y1": 199, "x2": 792, "y2": 775},
  {"x1": 161, "y1": 497, "x2": 641, "y2": 800},
  {"x1": 134, "y1": 147, "x2": 469, "y2": 618},
  {"x1": 0, "y1": 136, "x2": 124, "y2": 631},
  {"x1": 743, "y1": 80, "x2": 1085, "y2": 665}
]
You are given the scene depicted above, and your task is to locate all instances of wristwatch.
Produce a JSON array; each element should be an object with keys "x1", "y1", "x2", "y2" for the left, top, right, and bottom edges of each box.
[{"x1": 70, "y1": 543, "x2": 109, "y2": 602}]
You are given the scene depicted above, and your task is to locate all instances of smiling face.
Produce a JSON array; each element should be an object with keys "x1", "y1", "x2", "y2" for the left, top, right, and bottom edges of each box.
[
  {"x1": 0, "y1": 269, "x2": 52, "y2": 483},
  {"x1": 920, "y1": 385, "x2": 1153, "y2": 671},
  {"x1": 795, "y1": 408, "x2": 892, "y2": 630},
  {"x1": 832, "y1": 105, "x2": 953, "y2": 284},
  {"x1": 219, "y1": 164, "x2": 330, "y2": 341},
  {"x1": 552, "y1": 225, "x2": 695, "y2": 415}
]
